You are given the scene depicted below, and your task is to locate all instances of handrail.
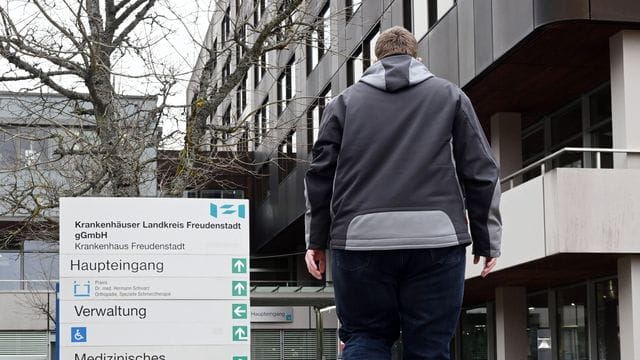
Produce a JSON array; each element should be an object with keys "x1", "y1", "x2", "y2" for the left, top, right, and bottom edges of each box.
[
  {"x1": 0, "y1": 279, "x2": 57, "y2": 292},
  {"x1": 500, "y1": 147, "x2": 640, "y2": 190},
  {"x1": 250, "y1": 280, "x2": 329, "y2": 288}
]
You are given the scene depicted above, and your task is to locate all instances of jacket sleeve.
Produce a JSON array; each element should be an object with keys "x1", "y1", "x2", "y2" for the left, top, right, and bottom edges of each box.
[
  {"x1": 304, "y1": 99, "x2": 343, "y2": 250},
  {"x1": 452, "y1": 92, "x2": 502, "y2": 258}
]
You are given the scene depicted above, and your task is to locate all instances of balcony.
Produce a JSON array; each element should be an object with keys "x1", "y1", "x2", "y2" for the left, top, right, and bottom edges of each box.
[{"x1": 464, "y1": 148, "x2": 640, "y2": 280}]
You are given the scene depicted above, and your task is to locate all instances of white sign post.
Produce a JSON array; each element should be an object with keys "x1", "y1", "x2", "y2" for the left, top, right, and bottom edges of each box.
[{"x1": 58, "y1": 197, "x2": 250, "y2": 360}]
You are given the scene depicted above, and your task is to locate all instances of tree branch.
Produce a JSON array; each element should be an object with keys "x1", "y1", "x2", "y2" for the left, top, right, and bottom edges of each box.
[
  {"x1": 31, "y1": 0, "x2": 86, "y2": 58},
  {"x1": 111, "y1": 0, "x2": 149, "y2": 32},
  {"x1": 111, "y1": 0, "x2": 156, "y2": 49},
  {"x1": 0, "y1": 70, "x2": 78, "y2": 82},
  {"x1": 0, "y1": 49, "x2": 90, "y2": 101}
]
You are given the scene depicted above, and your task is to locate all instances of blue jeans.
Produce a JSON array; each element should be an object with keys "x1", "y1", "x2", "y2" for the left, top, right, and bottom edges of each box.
[{"x1": 332, "y1": 245, "x2": 466, "y2": 360}]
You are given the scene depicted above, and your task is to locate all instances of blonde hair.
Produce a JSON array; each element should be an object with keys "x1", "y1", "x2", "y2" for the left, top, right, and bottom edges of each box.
[{"x1": 374, "y1": 26, "x2": 418, "y2": 59}]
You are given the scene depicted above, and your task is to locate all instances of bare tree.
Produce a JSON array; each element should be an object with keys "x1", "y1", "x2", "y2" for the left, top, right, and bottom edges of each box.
[
  {"x1": 0, "y1": 0, "x2": 340, "y2": 244},
  {"x1": 166, "y1": 0, "x2": 334, "y2": 194}
]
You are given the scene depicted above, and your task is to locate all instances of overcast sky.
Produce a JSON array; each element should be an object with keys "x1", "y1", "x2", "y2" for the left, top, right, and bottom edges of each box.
[{"x1": 1, "y1": 0, "x2": 216, "y2": 146}]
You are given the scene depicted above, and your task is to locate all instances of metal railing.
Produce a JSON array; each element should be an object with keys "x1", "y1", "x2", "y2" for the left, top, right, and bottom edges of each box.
[
  {"x1": 250, "y1": 280, "x2": 330, "y2": 288},
  {"x1": 0, "y1": 279, "x2": 57, "y2": 292},
  {"x1": 500, "y1": 147, "x2": 640, "y2": 190}
]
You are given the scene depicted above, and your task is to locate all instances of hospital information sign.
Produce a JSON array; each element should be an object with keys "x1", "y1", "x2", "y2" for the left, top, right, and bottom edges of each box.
[{"x1": 58, "y1": 197, "x2": 250, "y2": 359}]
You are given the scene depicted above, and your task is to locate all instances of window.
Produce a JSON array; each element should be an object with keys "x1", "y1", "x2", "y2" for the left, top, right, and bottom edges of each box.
[
  {"x1": 222, "y1": 59, "x2": 231, "y2": 85},
  {"x1": 528, "y1": 293, "x2": 552, "y2": 360},
  {"x1": 0, "y1": 127, "x2": 50, "y2": 168},
  {"x1": 0, "y1": 241, "x2": 58, "y2": 291},
  {"x1": 322, "y1": 3, "x2": 331, "y2": 52},
  {"x1": 347, "y1": 49, "x2": 363, "y2": 87},
  {"x1": 211, "y1": 39, "x2": 218, "y2": 76},
  {"x1": 222, "y1": 6, "x2": 231, "y2": 44},
  {"x1": 306, "y1": 2, "x2": 330, "y2": 73},
  {"x1": 277, "y1": 57, "x2": 296, "y2": 117},
  {"x1": 261, "y1": 97, "x2": 270, "y2": 139},
  {"x1": 251, "y1": 329, "x2": 338, "y2": 359},
  {"x1": 185, "y1": 189, "x2": 245, "y2": 198},
  {"x1": 411, "y1": 0, "x2": 456, "y2": 41},
  {"x1": 24, "y1": 251, "x2": 58, "y2": 291},
  {"x1": 254, "y1": 108, "x2": 262, "y2": 148},
  {"x1": 557, "y1": 285, "x2": 588, "y2": 360},
  {"x1": 590, "y1": 123, "x2": 612, "y2": 168},
  {"x1": 238, "y1": 127, "x2": 249, "y2": 152},
  {"x1": 347, "y1": 27, "x2": 379, "y2": 86},
  {"x1": 0, "y1": 251, "x2": 21, "y2": 290},
  {"x1": 254, "y1": 53, "x2": 267, "y2": 87},
  {"x1": 588, "y1": 86, "x2": 613, "y2": 168},
  {"x1": 520, "y1": 83, "x2": 613, "y2": 181},
  {"x1": 345, "y1": 0, "x2": 362, "y2": 20},
  {"x1": 254, "y1": 0, "x2": 266, "y2": 26},
  {"x1": 252, "y1": 98, "x2": 269, "y2": 149},
  {"x1": 278, "y1": 130, "x2": 297, "y2": 182},
  {"x1": 306, "y1": 86, "x2": 331, "y2": 152},
  {"x1": 255, "y1": 163, "x2": 271, "y2": 204},
  {"x1": 276, "y1": 2, "x2": 294, "y2": 42},
  {"x1": 595, "y1": 279, "x2": 620, "y2": 360},
  {"x1": 277, "y1": 74, "x2": 286, "y2": 117},
  {"x1": 236, "y1": 24, "x2": 247, "y2": 65},
  {"x1": 221, "y1": 106, "x2": 231, "y2": 143},
  {"x1": 460, "y1": 306, "x2": 489, "y2": 360},
  {"x1": 550, "y1": 102, "x2": 582, "y2": 147},
  {"x1": 307, "y1": 28, "x2": 320, "y2": 72},
  {"x1": 236, "y1": 75, "x2": 247, "y2": 122},
  {"x1": 211, "y1": 105, "x2": 231, "y2": 146}
]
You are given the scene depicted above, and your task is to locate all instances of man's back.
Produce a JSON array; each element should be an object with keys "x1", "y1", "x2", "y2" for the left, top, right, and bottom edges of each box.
[{"x1": 306, "y1": 55, "x2": 500, "y2": 257}]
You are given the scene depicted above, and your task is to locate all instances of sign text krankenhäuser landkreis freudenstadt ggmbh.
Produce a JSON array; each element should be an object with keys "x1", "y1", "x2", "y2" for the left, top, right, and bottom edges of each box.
[{"x1": 58, "y1": 197, "x2": 250, "y2": 360}]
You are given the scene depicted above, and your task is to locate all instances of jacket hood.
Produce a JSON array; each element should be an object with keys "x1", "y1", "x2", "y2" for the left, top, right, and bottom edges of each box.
[{"x1": 360, "y1": 54, "x2": 434, "y2": 92}]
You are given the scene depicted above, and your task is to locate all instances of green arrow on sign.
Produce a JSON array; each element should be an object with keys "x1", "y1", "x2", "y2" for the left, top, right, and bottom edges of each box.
[
  {"x1": 232, "y1": 304, "x2": 247, "y2": 319},
  {"x1": 232, "y1": 326, "x2": 248, "y2": 341},
  {"x1": 232, "y1": 281, "x2": 247, "y2": 296},
  {"x1": 232, "y1": 258, "x2": 247, "y2": 273},
  {"x1": 233, "y1": 356, "x2": 248, "y2": 360}
]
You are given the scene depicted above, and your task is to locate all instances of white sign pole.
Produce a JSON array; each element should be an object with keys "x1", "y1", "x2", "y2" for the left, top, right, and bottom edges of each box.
[{"x1": 58, "y1": 197, "x2": 250, "y2": 360}]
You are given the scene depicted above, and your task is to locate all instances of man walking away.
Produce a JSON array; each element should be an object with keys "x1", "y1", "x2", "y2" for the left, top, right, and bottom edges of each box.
[{"x1": 304, "y1": 26, "x2": 502, "y2": 359}]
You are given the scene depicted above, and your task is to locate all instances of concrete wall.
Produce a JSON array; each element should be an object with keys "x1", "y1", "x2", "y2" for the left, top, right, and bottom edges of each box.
[
  {"x1": 0, "y1": 292, "x2": 54, "y2": 331},
  {"x1": 545, "y1": 168, "x2": 640, "y2": 254},
  {"x1": 465, "y1": 176, "x2": 546, "y2": 278},
  {"x1": 466, "y1": 168, "x2": 640, "y2": 279}
]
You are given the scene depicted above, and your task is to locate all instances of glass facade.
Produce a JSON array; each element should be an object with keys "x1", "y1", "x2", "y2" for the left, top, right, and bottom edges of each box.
[
  {"x1": 456, "y1": 278, "x2": 622, "y2": 360},
  {"x1": 0, "y1": 241, "x2": 58, "y2": 291},
  {"x1": 521, "y1": 84, "x2": 612, "y2": 181},
  {"x1": 557, "y1": 286, "x2": 588, "y2": 360},
  {"x1": 595, "y1": 279, "x2": 620, "y2": 360},
  {"x1": 528, "y1": 293, "x2": 552, "y2": 360},
  {"x1": 0, "y1": 251, "x2": 21, "y2": 290},
  {"x1": 460, "y1": 307, "x2": 489, "y2": 360}
]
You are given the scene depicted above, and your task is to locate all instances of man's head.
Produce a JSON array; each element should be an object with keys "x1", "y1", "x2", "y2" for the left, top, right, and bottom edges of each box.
[{"x1": 374, "y1": 26, "x2": 418, "y2": 60}]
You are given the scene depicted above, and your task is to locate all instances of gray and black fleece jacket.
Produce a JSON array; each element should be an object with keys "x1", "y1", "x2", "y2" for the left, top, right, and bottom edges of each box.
[{"x1": 304, "y1": 55, "x2": 502, "y2": 257}]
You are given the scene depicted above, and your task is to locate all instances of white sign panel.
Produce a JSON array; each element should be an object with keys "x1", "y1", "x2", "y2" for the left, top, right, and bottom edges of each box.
[{"x1": 58, "y1": 197, "x2": 250, "y2": 360}]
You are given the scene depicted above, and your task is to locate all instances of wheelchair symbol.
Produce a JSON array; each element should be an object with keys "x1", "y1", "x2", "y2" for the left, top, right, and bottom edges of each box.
[{"x1": 71, "y1": 327, "x2": 87, "y2": 343}]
